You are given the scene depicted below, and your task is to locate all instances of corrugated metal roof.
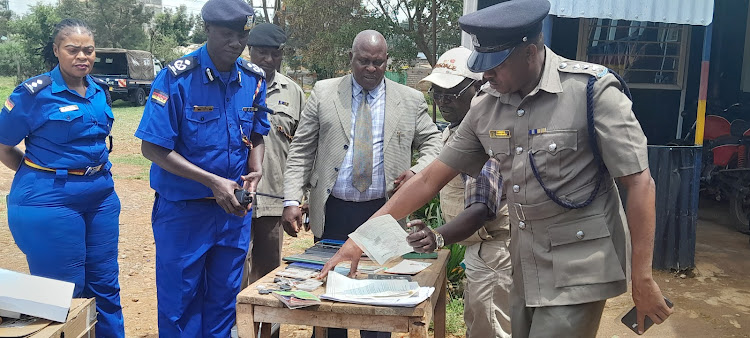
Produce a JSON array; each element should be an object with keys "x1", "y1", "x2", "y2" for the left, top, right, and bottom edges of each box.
[{"x1": 548, "y1": 0, "x2": 714, "y2": 26}]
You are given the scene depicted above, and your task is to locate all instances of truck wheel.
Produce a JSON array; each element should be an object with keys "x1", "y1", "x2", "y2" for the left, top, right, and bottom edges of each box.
[
  {"x1": 134, "y1": 88, "x2": 147, "y2": 106},
  {"x1": 729, "y1": 190, "x2": 750, "y2": 232}
]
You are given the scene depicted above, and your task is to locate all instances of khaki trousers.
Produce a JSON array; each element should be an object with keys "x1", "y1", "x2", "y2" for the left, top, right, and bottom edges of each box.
[
  {"x1": 242, "y1": 216, "x2": 283, "y2": 289},
  {"x1": 510, "y1": 293, "x2": 606, "y2": 338},
  {"x1": 463, "y1": 239, "x2": 513, "y2": 338}
]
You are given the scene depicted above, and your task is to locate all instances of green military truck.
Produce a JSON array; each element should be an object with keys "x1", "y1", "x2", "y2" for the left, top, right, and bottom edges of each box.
[{"x1": 91, "y1": 48, "x2": 162, "y2": 106}]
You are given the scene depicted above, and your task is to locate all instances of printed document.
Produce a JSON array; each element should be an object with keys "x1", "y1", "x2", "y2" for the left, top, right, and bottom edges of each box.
[
  {"x1": 348, "y1": 214, "x2": 413, "y2": 265},
  {"x1": 321, "y1": 271, "x2": 434, "y2": 307}
]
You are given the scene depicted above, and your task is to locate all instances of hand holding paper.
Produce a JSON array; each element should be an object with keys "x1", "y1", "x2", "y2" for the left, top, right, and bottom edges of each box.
[{"x1": 347, "y1": 214, "x2": 414, "y2": 265}]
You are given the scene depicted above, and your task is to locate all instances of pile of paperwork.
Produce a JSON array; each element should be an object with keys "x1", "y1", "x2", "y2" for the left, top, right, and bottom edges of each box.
[{"x1": 321, "y1": 271, "x2": 434, "y2": 307}]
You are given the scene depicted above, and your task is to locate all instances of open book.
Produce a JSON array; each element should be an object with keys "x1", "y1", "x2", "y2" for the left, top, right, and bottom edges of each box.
[
  {"x1": 321, "y1": 271, "x2": 434, "y2": 307},
  {"x1": 348, "y1": 214, "x2": 414, "y2": 265}
]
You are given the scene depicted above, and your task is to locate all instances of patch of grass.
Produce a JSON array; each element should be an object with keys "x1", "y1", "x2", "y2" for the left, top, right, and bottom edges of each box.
[
  {"x1": 0, "y1": 76, "x2": 17, "y2": 102},
  {"x1": 286, "y1": 235, "x2": 314, "y2": 253},
  {"x1": 429, "y1": 296, "x2": 466, "y2": 335},
  {"x1": 109, "y1": 153, "x2": 151, "y2": 180}
]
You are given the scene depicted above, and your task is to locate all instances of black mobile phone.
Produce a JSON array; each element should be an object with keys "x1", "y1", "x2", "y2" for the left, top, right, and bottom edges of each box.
[{"x1": 621, "y1": 297, "x2": 674, "y2": 335}]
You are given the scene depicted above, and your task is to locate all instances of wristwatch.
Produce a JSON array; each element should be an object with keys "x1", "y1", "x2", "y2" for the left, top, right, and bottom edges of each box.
[{"x1": 430, "y1": 228, "x2": 445, "y2": 250}]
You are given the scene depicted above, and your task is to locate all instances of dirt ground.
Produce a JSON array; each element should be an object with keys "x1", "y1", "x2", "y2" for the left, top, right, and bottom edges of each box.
[{"x1": 1, "y1": 138, "x2": 750, "y2": 337}]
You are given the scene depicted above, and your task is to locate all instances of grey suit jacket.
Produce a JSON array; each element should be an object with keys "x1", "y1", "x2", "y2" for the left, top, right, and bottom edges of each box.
[{"x1": 283, "y1": 74, "x2": 442, "y2": 237}]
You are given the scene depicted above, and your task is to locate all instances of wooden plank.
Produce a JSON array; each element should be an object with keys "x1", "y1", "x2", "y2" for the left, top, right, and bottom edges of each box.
[
  {"x1": 433, "y1": 272, "x2": 447, "y2": 338},
  {"x1": 236, "y1": 303, "x2": 257, "y2": 338},
  {"x1": 407, "y1": 316, "x2": 429, "y2": 338},
  {"x1": 252, "y1": 306, "x2": 411, "y2": 332}
]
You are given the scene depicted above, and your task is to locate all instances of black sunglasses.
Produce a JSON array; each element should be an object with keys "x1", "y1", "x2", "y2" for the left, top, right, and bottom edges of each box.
[{"x1": 429, "y1": 80, "x2": 476, "y2": 102}]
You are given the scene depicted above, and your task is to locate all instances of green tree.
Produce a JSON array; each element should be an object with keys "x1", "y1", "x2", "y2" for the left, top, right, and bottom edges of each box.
[
  {"x1": 189, "y1": 15, "x2": 207, "y2": 45},
  {"x1": 8, "y1": 4, "x2": 60, "y2": 76},
  {"x1": 285, "y1": 0, "x2": 389, "y2": 79},
  {"x1": 373, "y1": 0, "x2": 462, "y2": 66},
  {"x1": 57, "y1": 0, "x2": 152, "y2": 49},
  {"x1": 152, "y1": 5, "x2": 192, "y2": 47}
]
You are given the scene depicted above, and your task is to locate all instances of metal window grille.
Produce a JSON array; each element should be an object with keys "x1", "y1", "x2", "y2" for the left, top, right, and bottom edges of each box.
[{"x1": 577, "y1": 19, "x2": 690, "y2": 90}]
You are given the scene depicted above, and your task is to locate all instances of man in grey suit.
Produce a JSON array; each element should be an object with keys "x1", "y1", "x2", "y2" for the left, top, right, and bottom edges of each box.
[{"x1": 281, "y1": 30, "x2": 442, "y2": 337}]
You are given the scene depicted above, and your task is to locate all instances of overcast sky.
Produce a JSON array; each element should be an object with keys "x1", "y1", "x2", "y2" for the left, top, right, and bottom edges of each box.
[{"x1": 10, "y1": 0, "x2": 274, "y2": 17}]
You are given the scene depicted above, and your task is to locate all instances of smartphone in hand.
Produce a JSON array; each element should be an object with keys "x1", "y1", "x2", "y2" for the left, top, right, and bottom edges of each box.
[{"x1": 621, "y1": 297, "x2": 674, "y2": 335}]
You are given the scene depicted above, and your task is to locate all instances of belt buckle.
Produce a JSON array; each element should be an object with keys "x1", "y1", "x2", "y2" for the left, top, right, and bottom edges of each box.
[
  {"x1": 84, "y1": 164, "x2": 102, "y2": 176},
  {"x1": 512, "y1": 203, "x2": 526, "y2": 221}
]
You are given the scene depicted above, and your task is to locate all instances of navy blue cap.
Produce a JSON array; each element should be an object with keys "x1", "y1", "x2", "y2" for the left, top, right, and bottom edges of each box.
[
  {"x1": 202, "y1": 0, "x2": 255, "y2": 32},
  {"x1": 459, "y1": 0, "x2": 550, "y2": 72},
  {"x1": 248, "y1": 23, "x2": 287, "y2": 48}
]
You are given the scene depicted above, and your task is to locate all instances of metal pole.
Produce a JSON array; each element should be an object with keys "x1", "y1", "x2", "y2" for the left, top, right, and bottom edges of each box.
[
  {"x1": 695, "y1": 23, "x2": 713, "y2": 146},
  {"x1": 432, "y1": 0, "x2": 437, "y2": 122}
]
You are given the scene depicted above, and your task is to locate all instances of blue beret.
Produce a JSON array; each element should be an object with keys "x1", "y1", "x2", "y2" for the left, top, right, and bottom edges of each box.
[
  {"x1": 202, "y1": 0, "x2": 255, "y2": 32},
  {"x1": 248, "y1": 23, "x2": 287, "y2": 48},
  {"x1": 459, "y1": 0, "x2": 550, "y2": 72}
]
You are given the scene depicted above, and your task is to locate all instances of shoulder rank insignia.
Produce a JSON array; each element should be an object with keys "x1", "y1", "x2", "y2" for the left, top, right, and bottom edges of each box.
[
  {"x1": 557, "y1": 61, "x2": 609, "y2": 79},
  {"x1": 167, "y1": 56, "x2": 199, "y2": 77},
  {"x1": 22, "y1": 75, "x2": 52, "y2": 95},
  {"x1": 239, "y1": 59, "x2": 265, "y2": 78}
]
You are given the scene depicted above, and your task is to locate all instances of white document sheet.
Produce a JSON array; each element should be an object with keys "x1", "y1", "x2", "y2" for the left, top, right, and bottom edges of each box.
[
  {"x1": 348, "y1": 214, "x2": 413, "y2": 265},
  {"x1": 321, "y1": 271, "x2": 434, "y2": 307},
  {"x1": 384, "y1": 260, "x2": 432, "y2": 275}
]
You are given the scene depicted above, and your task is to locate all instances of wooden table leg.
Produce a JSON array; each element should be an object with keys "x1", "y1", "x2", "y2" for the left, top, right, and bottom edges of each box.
[
  {"x1": 236, "y1": 303, "x2": 257, "y2": 338},
  {"x1": 259, "y1": 322, "x2": 272, "y2": 338},
  {"x1": 314, "y1": 326, "x2": 328, "y2": 337},
  {"x1": 408, "y1": 320, "x2": 429, "y2": 338},
  {"x1": 433, "y1": 273, "x2": 447, "y2": 338}
]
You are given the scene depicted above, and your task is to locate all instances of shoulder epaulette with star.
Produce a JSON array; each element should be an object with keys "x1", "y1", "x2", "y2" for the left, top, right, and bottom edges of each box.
[
  {"x1": 166, "y1": 56, "x2": 199, "y2": 77},
  {"x1": 22, "y1": 75, "x2": 52, "y2": 95},
  {"x1": 238, "y1": 59, "x2": 265, "y2": 78},
  {"x1": 557, "y1": 61, "x2": 609, "y2": 79}
]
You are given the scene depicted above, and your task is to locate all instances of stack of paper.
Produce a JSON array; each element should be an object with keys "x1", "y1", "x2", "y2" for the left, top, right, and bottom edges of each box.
[
  {"x1": 348, "y1": 214, "x2": 414, "y2": 265},
  {"x1": 272, "y1": 291, "x2": 321, "y2": 309},
  {"x1": 321, "y1": 271, "x2": 434, "y2": 307}
]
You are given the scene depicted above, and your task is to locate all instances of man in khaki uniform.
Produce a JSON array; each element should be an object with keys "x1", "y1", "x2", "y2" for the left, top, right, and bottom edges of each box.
[
  {"x1": 242, "y1": 23, "x2": 306, "y2": 289},
  {"x1": 320, "y1": 1, "x2": 673, "y2": 337},
  {"x1": 411, "y1": 47, "x2": 512, "y2": 338}
]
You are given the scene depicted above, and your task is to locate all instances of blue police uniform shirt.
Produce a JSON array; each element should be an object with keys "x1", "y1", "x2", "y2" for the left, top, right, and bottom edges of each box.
[
  {"x1": 135, "y1": 45, "x2": 270, "y2": 201},
  {"x1": 0, "y1": 66, "x2": 113, "y2": 169}
]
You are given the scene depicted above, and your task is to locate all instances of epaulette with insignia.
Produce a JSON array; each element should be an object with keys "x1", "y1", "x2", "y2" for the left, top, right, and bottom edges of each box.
[
  {"x1": 557, "y1": 61, "x2": 609, "y2": 79},
  {"x1": 167, "y1": 56, "x2": 199, "y2": 77},
  {"x1": 22, "y1": 75, "x2": 52, "y2": 95},
  {"x1": 239, "y1": 59, "x2": 265, "y2": 78}
]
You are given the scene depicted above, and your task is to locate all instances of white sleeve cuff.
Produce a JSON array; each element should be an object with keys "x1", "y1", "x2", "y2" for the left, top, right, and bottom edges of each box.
[{"x1": 283, "y1": 200, "x2": 300, "y2": 207}]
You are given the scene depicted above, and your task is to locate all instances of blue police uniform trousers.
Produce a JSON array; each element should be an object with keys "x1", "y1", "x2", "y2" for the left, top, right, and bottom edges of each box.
[
  {"x1": 7, "y1": 164, "x2": 124, "y2": 337},
  {"x1": 152, "y1": 194, "x2": 252, "y2": 337}
]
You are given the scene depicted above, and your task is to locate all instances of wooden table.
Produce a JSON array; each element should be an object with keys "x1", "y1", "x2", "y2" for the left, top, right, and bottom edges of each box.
[{"x1": 236, "y1": 250, "x2": 449, "y2": 338}]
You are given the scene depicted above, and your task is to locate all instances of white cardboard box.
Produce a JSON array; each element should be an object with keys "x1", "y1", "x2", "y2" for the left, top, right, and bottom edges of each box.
[{"x1": 0, "y1": 269, "x2": 74, "y2": 322}]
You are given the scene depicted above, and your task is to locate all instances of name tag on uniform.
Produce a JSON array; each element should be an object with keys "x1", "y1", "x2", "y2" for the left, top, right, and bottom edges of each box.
[
  {"x1": 278, "y1": 100, "x2": 289, "y2": 106},
  {"x1": 489, "y1": 130, "x2": 511, "y2": 138},
  {"x1": 193, "y1": 105, "x2": 214, "y2": 112},
  {"x1": 59, "y1": 105, "x2": 79, "y2": 112},
  {"x1": 242, "y1": 107, "x2": 257, "y2": 112}
]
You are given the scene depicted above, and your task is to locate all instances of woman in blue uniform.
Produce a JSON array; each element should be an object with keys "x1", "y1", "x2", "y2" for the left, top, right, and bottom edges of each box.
[{"x1": 0, "y1": 19, "x2": 124, "y2": 337}]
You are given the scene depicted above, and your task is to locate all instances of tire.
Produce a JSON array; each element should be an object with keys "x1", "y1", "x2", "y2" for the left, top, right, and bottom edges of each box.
[
  {"x1": 729, "y1": 190, "x2": 750, "y2": 232},
  {"x1": 133, "y1": 87, "x2": 147, "y2": 106}
]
